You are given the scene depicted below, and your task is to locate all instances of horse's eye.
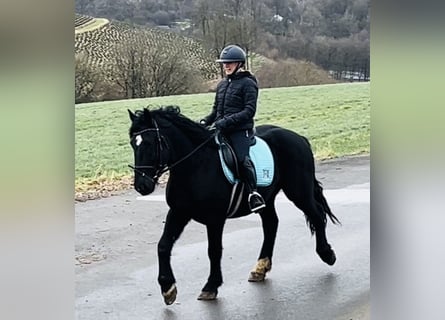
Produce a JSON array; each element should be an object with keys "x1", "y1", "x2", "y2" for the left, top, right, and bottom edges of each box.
[{"x1": 135, "y1": 135, "x2": 143, "y2": 146}]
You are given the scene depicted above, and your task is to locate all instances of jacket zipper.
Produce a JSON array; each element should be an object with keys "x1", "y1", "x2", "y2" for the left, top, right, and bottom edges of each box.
[{"x1": 221, "y1": 78, "x2": 231, "y2": 118}]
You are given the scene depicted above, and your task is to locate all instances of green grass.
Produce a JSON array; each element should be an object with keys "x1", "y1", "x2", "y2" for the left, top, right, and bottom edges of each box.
[{"x1": 75, "y1": 82, "x2": 370, "y2": 188}]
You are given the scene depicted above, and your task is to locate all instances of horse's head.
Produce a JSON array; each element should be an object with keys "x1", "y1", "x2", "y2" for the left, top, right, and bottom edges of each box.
[
  {"x1": 128, "y1": 105, "x2": 215, "y2": 195},
  {"x1": 128, "y1": 108, "x2": 169, "y2": 195}
]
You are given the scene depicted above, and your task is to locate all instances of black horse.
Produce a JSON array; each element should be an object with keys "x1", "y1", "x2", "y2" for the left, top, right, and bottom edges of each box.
[{"x1": 128, "y1": 106, "x2": 339, "y2": 305}]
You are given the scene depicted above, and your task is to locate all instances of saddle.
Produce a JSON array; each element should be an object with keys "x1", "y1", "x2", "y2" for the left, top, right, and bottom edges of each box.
[
  {"x1": 215, "y1": 132, "x2": 274, "y2": 187},
  {"x1": 215, "y1": 132, "x2": 275, "y2": 217},
  {"x1": 216, "y1": 133, "x2": 243, "y2": 178}
]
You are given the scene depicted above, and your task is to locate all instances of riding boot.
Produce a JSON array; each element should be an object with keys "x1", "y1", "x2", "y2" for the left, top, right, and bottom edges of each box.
[{"x1": 242, "y1": 157, "x2": 266, "y2": 213}]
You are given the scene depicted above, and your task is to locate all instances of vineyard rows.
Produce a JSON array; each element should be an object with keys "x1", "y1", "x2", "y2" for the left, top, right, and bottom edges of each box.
[
  {"x1": 75, "y1": 14, "x2": 219, "y2": 80},
  {"x1": 75, "y1": 14, "x2": 94, "y2": 28}
]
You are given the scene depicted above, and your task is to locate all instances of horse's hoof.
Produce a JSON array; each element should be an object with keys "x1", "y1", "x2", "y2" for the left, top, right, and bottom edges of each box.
[
  {"x1": 248, "y1": 271, "x2": 266, "y2": 282},
  {"x1": 197, "y1": 291, "x2": 217, "y2": 300},
  {"x1": 325, "y1": 251, "x2": 337, "y2": 265},
  {"x1": 248, "y1": 257, "x2": 271, "y2": 282},
  {"x1": 318, "y1": 248, "x2": 336, "y2": 266},
  {"x1": 162, "y1": 284, "x2": 177, "y2": 305}
]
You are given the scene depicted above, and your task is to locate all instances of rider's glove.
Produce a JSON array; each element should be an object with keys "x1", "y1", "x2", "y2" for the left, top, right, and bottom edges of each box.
[{"x1": 214, "y1": 119, "x2": 227, "y2": 130}]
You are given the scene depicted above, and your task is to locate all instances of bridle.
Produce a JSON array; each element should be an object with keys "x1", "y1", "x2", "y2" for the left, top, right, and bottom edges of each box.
[
  {"x1": 128, "y1": 120, "x2": 169, "y2": 184},
  {"x1": 128, "y1": 119, "x2": 215, "y2": 184}
]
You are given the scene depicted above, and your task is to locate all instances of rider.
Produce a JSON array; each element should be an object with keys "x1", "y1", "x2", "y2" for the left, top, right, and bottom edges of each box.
[{"x1": 200, "y1": 44, "x2": 266, "y2": 213}]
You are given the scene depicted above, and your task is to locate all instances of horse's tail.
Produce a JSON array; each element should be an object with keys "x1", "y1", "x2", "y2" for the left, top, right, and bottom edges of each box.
[
  {"x1": 301, "y1": 134, "x2": 340, "y2": 227},
  {"x1": 314, "y1": 178, "x2": 341, "y2": 226}
]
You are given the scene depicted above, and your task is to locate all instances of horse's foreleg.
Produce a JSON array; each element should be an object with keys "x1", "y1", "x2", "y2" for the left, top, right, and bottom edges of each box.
[
  {"x1": 198, "y1": 222, "x2": 225, "y2": 301},
  {"x1": 157, "y1": 209, "x2": 190, "y2": 305},
  {"x1": 249, "y1": 203, "x2": 278, "y2": 282}
]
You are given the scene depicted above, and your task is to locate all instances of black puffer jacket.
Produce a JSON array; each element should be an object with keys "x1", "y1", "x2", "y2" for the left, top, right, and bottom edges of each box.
[{"x1": 203, "y1": 71, "x2": 258, "y2": 133}]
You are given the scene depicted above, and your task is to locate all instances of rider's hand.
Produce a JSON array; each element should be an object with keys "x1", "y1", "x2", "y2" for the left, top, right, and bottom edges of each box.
[{"x1": 215, "y1": 119, "x2": 226, "y2": 130}]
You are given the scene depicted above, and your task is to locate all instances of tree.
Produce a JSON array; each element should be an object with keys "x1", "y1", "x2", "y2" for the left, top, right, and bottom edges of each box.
[
  {"x1": 114, "y1": 44, "x2": 149, "y2": 98},
  {"x1": 192, "y1": 0, "x2": 261, "y2": 72},
  {"x1": 144, "y1": 45, "x2": 204, "y2": 97},
  {"x1": 75, "y1": 0, "x2": 94, "y2": 14},
  {"x1": 75, "y1": 54, "x2": 99, "y2": 103},
  {"x1": 113, "y1": 32, "x2": 205, "y2": 98}
]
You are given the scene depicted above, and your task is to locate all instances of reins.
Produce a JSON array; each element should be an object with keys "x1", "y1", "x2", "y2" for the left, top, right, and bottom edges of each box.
[
  {"x1": 129, "y1": 121, "x2": 216, "y2": 184},
  {"x1": 162, "y1": 133, "x2": 215, "y2": 173}
]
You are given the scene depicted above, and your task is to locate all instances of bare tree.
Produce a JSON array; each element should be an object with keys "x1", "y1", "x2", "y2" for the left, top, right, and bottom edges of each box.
[
  {"x1": 114, "y1": 43, "x2": 150, "y2": 98},
  {"x1": 75, "y1": 0, "x2": 92, "y2": 14},
  {"x1": 145, "y1": 46, "x2": 202, "y2": 96},
  {"x1": 75, "y1": 54, "x2": 99, "y2": 103},
  {"x1": 192, "y1": 0, "x2": 261, "y2": 72},
  {"x1": 113, "y1": 35, "x2": 204, "y2": 98}
]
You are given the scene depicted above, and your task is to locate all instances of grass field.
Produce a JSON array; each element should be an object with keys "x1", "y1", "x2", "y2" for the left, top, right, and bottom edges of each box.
[{"x1": 75, "y1": 82, "x2": 370, "y2": 194}]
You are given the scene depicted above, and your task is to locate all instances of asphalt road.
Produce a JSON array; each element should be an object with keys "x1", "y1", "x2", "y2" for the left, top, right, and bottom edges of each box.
[{"x1": 75, "y1": 155, "x2": 370, "y2": 320}]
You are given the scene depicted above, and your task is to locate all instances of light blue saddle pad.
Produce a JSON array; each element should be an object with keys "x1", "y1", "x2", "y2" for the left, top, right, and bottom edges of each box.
[{"x1": 217, "y1": 136, "x2": 274, "y2": 187}]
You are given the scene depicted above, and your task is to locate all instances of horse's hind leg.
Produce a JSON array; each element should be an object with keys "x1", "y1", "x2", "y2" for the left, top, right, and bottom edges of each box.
[
  {"x1": 157, "y1": 209, "x2": 190, "y2": 305},
  {"x1": 249, "y1": 201, "x2": 278, "y2": 282},
  {"x1": 198, "y1": 222, "x2": 225, "y2": 301},
  {"x1": 282, "y1": 172, "x2": 337, "y2": 266},
  {"x1": 306, "y1": 200, "x2": 337, "y2": 266}
]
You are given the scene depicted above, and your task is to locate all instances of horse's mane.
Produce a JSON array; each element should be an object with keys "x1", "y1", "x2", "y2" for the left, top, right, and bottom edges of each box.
[{"x1": 137, "y1": 105, "x2": 212, "y2": 143}]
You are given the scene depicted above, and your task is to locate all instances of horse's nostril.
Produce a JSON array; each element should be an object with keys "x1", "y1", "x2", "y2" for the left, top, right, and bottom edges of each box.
[{"x1": 136, "y1": 184, "x2": 148, "y2": 195}]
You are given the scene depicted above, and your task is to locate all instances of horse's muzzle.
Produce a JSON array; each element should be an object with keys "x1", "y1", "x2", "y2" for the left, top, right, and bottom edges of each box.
[{"x1": 134, "y1": 180, "x2": 155, "y2": 195}]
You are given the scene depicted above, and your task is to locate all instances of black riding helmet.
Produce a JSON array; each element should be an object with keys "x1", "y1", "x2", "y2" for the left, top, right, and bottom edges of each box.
[{"x1": 216, "y1": 45, "x2": 246, "y2": 64}]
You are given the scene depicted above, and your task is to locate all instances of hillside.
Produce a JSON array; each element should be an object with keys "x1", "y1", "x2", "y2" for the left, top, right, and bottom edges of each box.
[
  {"x1": 75, "y1": 14, "x2": 219, "y2": 80},
  {"x1": 75, "y1": 14, "x2": 338, "y2": 103}
]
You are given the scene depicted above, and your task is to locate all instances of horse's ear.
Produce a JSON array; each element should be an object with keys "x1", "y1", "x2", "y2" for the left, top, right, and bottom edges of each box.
[{"x1": 128, "y1": 109, "x2": 136, "y2": 122}]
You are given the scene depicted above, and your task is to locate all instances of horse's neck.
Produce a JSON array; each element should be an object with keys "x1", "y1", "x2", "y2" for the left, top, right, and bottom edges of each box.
[
  {"x1": 166, "y1": 126, "x2": 215, "y2": 170},
  {"x1": 166, "y1": 127, "x2": 205, "y2": 159}
]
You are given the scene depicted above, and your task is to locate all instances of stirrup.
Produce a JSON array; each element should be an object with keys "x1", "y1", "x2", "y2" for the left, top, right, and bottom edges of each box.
[{"x1": 248, "y1": 191, "x2": 266, "y2": 213}]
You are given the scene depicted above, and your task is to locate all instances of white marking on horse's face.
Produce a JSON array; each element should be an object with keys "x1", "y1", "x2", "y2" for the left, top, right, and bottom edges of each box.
[{"x1": 136, "y1": 135, "x2": 143, "y2": 146}]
